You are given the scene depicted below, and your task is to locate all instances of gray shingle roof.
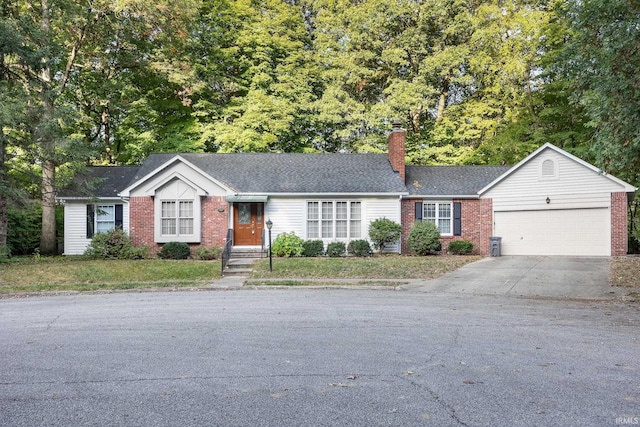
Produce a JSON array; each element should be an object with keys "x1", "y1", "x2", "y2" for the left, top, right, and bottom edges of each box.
[
  {"x1": 58, "y1": 166, "x2": 140, "y2": 198},
  {"x1": 60, "y1": 156, "x2": 512, "y2": 199},
  {"x1": 132, "y1": 153, "x2": 408, "y2": 194},
  {"x1": 405, "y1": 165, "x2": 511, "y2": 197}
]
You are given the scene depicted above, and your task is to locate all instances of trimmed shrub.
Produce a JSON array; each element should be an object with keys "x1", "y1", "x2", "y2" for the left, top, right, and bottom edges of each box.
[
  {"x1": 194, "y1": 245, "x2": 222, "y2": 260},
  {"x1": 408, "y1": 221, "x2": 442, "y2": 255},
  {"x1": 447, "y1": 240, "x2": 474, "y2": 255},
  {"x1": 271, "y1": 232, "x2": 304, "y2": 257},
  {"x1": 347, "y1": 239, "x2": 372, "y2": 257},
  {"x1": 84, "y1": 228, "x2": 148, "y2": 259},
  {"x1": 368, "y1": 217, "x2": 402, "y2": 253},
  {"x1": 158, "y1": 241, "x2": 191, "y2": 259},
  {"x1": 326, "y1": 241, "x2": 346, "y2": 257},
  {"x1": 302, "y1": 240, "x2": 324, "y2": 257}
]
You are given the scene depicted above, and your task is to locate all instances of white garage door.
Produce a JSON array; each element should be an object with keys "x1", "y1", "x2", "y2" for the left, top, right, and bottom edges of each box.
[{"x1": 494, "y1": 208, "x2": 610, "y2": 256}]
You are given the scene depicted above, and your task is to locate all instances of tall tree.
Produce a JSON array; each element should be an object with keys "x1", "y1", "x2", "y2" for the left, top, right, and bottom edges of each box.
[
  {"x1": 5, "y1": 0, "x2": 195, "y2": 253},
  {"x1": 555, "y1": 0, "x2": 640, "y2": 182}
]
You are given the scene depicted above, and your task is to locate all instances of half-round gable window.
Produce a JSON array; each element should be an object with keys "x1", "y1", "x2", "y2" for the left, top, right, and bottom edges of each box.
[{"x1": 541, "y1": 159, "x2": 557, "y2": 178}]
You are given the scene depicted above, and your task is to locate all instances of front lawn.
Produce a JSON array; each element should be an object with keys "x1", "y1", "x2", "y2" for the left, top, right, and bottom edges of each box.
[
  {"x1": 0, "y1": 258, "x2": 221, "y2": 295},
  {"x1": 250, "y1": 255, "x2": 482, "y2": 279}
]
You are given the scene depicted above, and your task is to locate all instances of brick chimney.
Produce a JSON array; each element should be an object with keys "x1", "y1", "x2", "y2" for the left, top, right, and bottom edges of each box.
[{"x1": 388, "y1": 120, "x2": 406, "y2": 183}]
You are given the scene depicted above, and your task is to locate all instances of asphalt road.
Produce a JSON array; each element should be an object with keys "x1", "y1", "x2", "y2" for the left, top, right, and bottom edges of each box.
[{"x1": 1, "y1": 289, "x2": 639, "y2": 427}]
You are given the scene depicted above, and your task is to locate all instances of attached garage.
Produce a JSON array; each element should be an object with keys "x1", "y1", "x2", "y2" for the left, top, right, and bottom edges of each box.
[
  {"x1": 479, "y1": 143, "x2": 637, "y2": 257},
  {"x1": 494, "y1": 208, "x2": 610, "y2": 256}
]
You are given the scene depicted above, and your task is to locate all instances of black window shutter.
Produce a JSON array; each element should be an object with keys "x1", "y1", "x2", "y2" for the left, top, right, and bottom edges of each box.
[
  {"x1": 453, "y1": 202, "x2": 462, "y2": 236},
  {"x1": 115, "y1": 204, "x2": 123, "y2": 229},
  {"x1": 86, "y1": 205, "x2": 95, "y2": 239},
  {"x1": 415, "y1": 202, "x2": 423, "y2": 221}
]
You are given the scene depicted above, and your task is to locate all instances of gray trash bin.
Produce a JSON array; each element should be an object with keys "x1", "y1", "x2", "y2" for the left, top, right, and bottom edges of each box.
[{"x1": 489, "y1": 236, "x2": 502, "y2": 257}]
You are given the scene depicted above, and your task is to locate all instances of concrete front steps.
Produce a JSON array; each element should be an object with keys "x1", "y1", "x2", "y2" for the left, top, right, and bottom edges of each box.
[{"x1": 222, "y1": 247, "x2": 266, "y2": 276}]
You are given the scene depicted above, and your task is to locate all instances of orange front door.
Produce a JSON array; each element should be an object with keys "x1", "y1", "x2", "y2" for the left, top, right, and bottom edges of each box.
[{"x1": 233, "y1": 203, "x2": 264, "y2": 246}]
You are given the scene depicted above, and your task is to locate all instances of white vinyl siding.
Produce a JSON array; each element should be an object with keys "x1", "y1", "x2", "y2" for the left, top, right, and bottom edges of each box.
[
  {"x1": 363, "y1": 199, "x2": 402, "y2": 253},
  {"x1": 483, "y1": 147, "x2": 626, "y2": 256},
  {"x1": 483, "y1": 149, "x2": 629, "y2": 211},
  {"x1": 307, "y1": 201, "x2": 361, "y2": 240},
  {"x1": 265, "y1": 196, "x2": 401, "y2": 253},
  {"x1": 63, "y1": 201, "x2": 130, "y2": 255}
]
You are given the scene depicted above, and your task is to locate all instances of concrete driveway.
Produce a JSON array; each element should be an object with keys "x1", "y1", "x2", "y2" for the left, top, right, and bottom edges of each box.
[{"x1": 410, "y1": 256, "x2": 621, "y2": 299}]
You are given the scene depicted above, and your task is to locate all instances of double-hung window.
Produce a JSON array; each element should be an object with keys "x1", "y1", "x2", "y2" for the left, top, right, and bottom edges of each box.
[
  {"x1": 424, "y1": 202, "x2": 452, "y2": 235},
  {"x1": 155, "y1": 180, "x2": 200, "y2": 243},
  {"x1": 96, "y1": 205, "x2": 115, "y2": 233},
  {"x1": 307, "y1": 201, "x2": 361, "y2": 239},
  {"x1": 86, "y1": 204, "x2": 123, "y2": 238},
  {"x1": 161, "y1": 200, "x2": 194, "y2": 236}
]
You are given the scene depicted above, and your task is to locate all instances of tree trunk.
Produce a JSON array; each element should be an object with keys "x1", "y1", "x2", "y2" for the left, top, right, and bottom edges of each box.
[
  {"x1": 436, "y1": 74, "x2": 450, "y2": 122},
  {"x1": 38, "y1": 0, "x2": 57, "y2": 255},
  {"x1": 40, "y1": 159, "x2": 57, "y2": 254},
  {"x1": 0, "y1": 131, "x2": 7, "y2": 256}
]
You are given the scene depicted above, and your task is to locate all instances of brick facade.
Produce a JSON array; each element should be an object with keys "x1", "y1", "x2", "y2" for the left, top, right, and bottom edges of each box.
[
  {"x1": 611, "y1": 192, "x2": 629, "y2": 256},
  {"x1": 201, "y1": 196, "x2": 230, "y2": 248},
  {"x1": 129, "y1": 195, "x2": 229, "y2": 254},
  {"x1": 129, "y1": 197, "x2": 155, "y2": 251},
  {"x1": 388, "y1": 125, "x2": 406, "y2": 182},
  {"x1": 401, "y1": 198, "x2": 494, "y2": 256}
]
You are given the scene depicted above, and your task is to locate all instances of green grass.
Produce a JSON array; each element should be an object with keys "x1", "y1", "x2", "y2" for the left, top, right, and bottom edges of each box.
[
  {"x1": 0, "y1": 258, "x2": 221, "y2": 295},
  {"x1": 0, "y1": 254, "x2": 481, "y2": 296},
  {"x1": 250, "y1": 255, "x2": 481, "y2": 279}
]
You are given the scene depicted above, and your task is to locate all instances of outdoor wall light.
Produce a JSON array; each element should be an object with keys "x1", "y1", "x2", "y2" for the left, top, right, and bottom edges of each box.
[
  {"x1": 217, "y1": 208, "x2": 225, "y2": 213},
  {"x1": 546, "y1": 197, "x2": 551, "y2": 204}
]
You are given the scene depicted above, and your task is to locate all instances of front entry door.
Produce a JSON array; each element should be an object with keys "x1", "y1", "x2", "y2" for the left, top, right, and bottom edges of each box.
[{"x1": 233, "y1": 203, "x2": 264, "y2": 246}]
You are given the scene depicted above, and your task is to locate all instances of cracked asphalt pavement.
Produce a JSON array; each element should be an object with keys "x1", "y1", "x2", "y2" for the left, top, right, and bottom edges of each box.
[{"x1": 1, "y1": 289, "x2": 639, "y2": 426}]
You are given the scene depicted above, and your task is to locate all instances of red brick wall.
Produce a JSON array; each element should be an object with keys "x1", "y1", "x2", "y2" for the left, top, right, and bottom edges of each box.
[
  {"x1": 129, "y1": 196, "x2": 229, "y2": 254},
  {"x1": 479, "y1": 198, "x2": 493, "y2": 256},
  {"x1": 388, "y1": 128, "x2": 406, "y2": 183},
  {"x1": 611, "y1": 192, "x2": 628, "y2": 256},
  {"x1": 201, "y1": 196, "x2": 229, "y2": 248},
  {"x1": 129, "y1": 197, "x2": 155, "y2": 251},
  {"x1": 400, "y1": 198, "x2": 493, "y2": 255},
  {"x1": 400, "y1": 198, "x2": 417, "y2": 253}
]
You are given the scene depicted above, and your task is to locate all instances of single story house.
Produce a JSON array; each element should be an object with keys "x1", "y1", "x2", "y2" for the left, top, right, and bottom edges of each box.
[{"x1": 58, "y1": 124, "x2": 636, "y2": 257}]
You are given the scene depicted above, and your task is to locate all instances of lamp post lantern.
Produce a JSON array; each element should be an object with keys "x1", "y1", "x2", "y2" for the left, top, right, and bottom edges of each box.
[{"x1": 266, "y1": 218, "x2": 273, "y2": 272}]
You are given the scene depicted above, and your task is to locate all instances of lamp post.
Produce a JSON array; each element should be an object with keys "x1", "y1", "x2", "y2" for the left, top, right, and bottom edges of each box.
[{"x1": 266, "y1": 218, "x2": 273, "y2": 272}]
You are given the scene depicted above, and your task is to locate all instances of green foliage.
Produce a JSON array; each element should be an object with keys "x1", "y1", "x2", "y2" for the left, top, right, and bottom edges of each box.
[
  {"x1": 271, "y1": 232, "x2": 304, "y2": 257},
  {"x1": 158, "y1": 242, "x2": 191, "y2": 260},
  {"x1": 555, "y1": 0, "x2": 640, "y2": 181},
  {"x1": 326, "y1": 242, "x2": 346, "y2": 258},
  {"x1": 0, "y1": 244, "x2": 10, "y2": 261},
  {"x1": 408, "y1": 221, "x2": 442, "y2": 256},
  {"x1": 194, "y1": 245, "x2": 222, "y2": 260},
  {"x1": 84, "y1": 229, "x2": 149, "y2": 260},
  {"x1": 347, "y1": 239, "x2": 373, "y2": 257},
  {"x1": 368, "y1": 218, "x2": 402, "y2": 253},
  {"x1": 302, "y1": 240, "x2": 324, "y2": 257},
  {"x1": 447, "y1": 240, "x2": 474, "y2": 255},
  {"x1": 7, "y1": 205, "x2": 41, "y2": 256}
]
